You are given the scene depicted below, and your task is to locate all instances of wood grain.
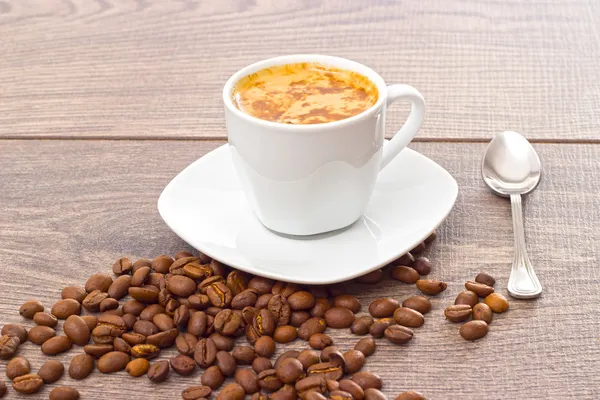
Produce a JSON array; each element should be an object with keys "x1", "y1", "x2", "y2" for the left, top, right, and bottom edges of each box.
[
  {"x1": 0, "y1": 140, "x2": 598, "y2": 399},
  {"x1": 1, "y1": 0, "x2": 599, "y2": 140}
]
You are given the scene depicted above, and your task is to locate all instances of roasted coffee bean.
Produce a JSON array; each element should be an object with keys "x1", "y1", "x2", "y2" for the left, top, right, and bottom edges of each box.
[
  {"x1": 166, "y1": 275, "x2": 196, "y2": 297},
  {"x1": 176, "y1": 333, "x2": 198, "y2": 356},
  {"x1": 214, "y1": 309, "x2": 243, "y2": 336},
  {"x1": 114, "y1": 337, "x2": 132, "y2": 353},
  {"x1": 214, "y1": 350, "x2": 236, "y2": 376},
  {"x1": 351, "y1": 315, "x2": 374, "y2": 335},
  {"x1": 140, "y1": 304, "x2": 165, "y2": 321},
  {"x1": 484, "y1": 293, "x2": 509, "y2": 313},
  {"x1": 49, "y1": 387, "x2": 80, "y2": 400},
  {"x1": 392, "y1": 266, "x2": 420, "y2": 284},
  {"x1": 205, "y1": 306, "x2": 222, "y2": 317},
  {"x1": 201, "y1": 365, "x2": 225, "y2": 389},
  {"x1": 344, "y1": 350, "x2": 366, "y2": 374},
  {"x1": 327, "y1": 350, "x2": 346, "y2": 371},
  {"x1": 122, "y1": 332, "x2": 147, "y2": 346},
  {"x1": 149, "y1": 273, "x2": 167, "y2": 290},
  {"x1": 252, "y1": 309, "x2": 276, "y2": 337},
  {"x1": 170, "y1": 256, "x2": 200, "y2": 275},
  {"x1": 0, "y1": 381, "x2": 6, "y2": 398},
  {"x1": 330, "y1": 390, "x2": 353, "y2": 399},
  {"x1": 401, "y1": 296, "x2": 431, "y2": 316},
  {"x1": 174, "y1": 251, "x2": 193, "y2": 259},
  {"x1": 395, "y1": 390, "x2": 426, "y2": 400},
  {"x1": 329, "y1": 283, "x2": 347, "y2": 297},
  {"x1": 475, "y1": 272, "x2": 496, "y2": 287},
  {"x1": 276, "y1": 357, "x2": 304, "y2": 384},
  {"x1": 307, "y1": 362, "x2": 343, "y2": 381},
  {"x1": 232, "y1": 289, "x2": 259, "y2": 310},
  {"x1": 131, "y1": 266, "x2": 152, "y2": 287},
  {"x1": 411, "y1": 242, "x2": 427, "y2": 254},
  {"x1": 112, "y1": 257, "x2": 132, "y2": 275},
  {"x1": 170, "y1": 355, "x2": 196, "y2": 376},
  {"x1": 37, "y1": 360, "x2": 64, "y2": 384},
  {"x1": 133, "y1": 258, "x2": 153, "y2": 272},
  {"x1": 12, "y1": 373, "x2": 44, "y2": 394},
  {"x1": 394, "y1": 252, "x2": 415, "y2": 266},
  {"x1": 187, "y1": 311, "x2": 207, "y2": 336},
  {"x1": 455, "y1": 290, "x2": 479, "y2": 308},
  {"x1": 158, "y1": 288, "x2": 172, "y2": 308},
  {"x1": 147, "y1": 360, "x2": 170, "y2": 382},
  {"x1": 152, "y1": 313, "x2": 175, "y2": 332},
  {"x1": 308, "y1": 333, "x2": 333, "y2": 350},
  {"x1": 364, "y1": 388, "x2": 387, "y2": 400},
  {"x1": 97, "y1": 314, "x2": 127, "y2": 337},
  {"x1": 460, "y1": 320, "x2": 489, "y2": 340},
  {"x1": 355, "y1": 269, "x2": 384, "y2": 284},
  {"x1": 465, "y1": 281, "x2": 495, "y2": 297},
  {"x1": 473, "y1": 303, "x2": 493, "y2": 324},
  {"x1": 20, "y1": 300, "x2": 44, "y2": 319},
  {"x1": 227, "y1": 270, "x2": 249, "y2": 297},
  {"x1": 296, "y1": 349, "x2": 320, "y2": 370},
  {"x1": 42, "y1": 335, "x2": 72, "y2": 355},
  {"x1": 298, "y1": 317, "x2": 327, "y2": 340},
  {"x1": 28, "y1": 325, "x2": 56, "y2": 345},
  {"x1": 107, "y1": 275, "x2": 132, "y2": 300},
  {"x1": 63, "y1": 315, "x2": 91, "y2": 346},
  {"x1": 339, "y1": 379, "x2": 364, "y2": 400},
  {"x1": 393, "y1": 307, "x2": 425, "y2": 328},
  {"x1": 61, "y1": 286, "x2": 87, "y2": 303},
  {"x1": 248, "y1": 277, "x2": 275, "y2": 294},
  {"x1": 6, "y1": 356, "x2": 30, "y2": 379},
  {"x1": 129, "y1": 285, "x2": 159, "y2": 303},
  {"x1": 296, "y1": 375, "x2": 327, "y2": 396},
  {"x1": 194, "y1": 338, "x2": 217, "y2": 367},
  {"x1": 126, "y1": 358, "x2": 149, "y2": 377},
  {"x1": 333, "y1": 295, "x2": 361, "y2": 313},
  {"x1": 271, "y1": 282, "x2": 298, "y2": 298},
  {"x1": 287, "y1": 291, "x2": 316, "y2": 311},
  {"x1": 327, "y1": 379, "x2": 341, "y2": 392},
  {"x1": 271, "y1": 384, "x2": 296, "y2": 400},
  {"x1": 384, "y1": 325, "x2": 414, "y2": 345},
  {"x1": 151, "y1": 255, "x2": 174, "y2": 274},
  {"x1": 82, "y1": 290, "x2": 108, "y2": 312},
  {"x1": 99, "y1": 298, "x2": 119, "y2": 312},
  {"x1": 251, "y1": 392, "x2": 270, "y2": 400},
  {"x1": 291, "y1": 311, "x2": 311, "y2": 327},
  {"x1": 444, "y1": 304, "x2": 473, "y2": 322},
  {"x1": 97, "y1": 351, "x2": 130, "y2": 373},
  {"x1": 252, "y1": 357, "x2": 273, "y2": 374},
  {"x1": 218, "y1": 383, "x2": 245, "y2": 400},
  {"x1": 369, "y1": 318, "x2": 396, "y2": 338},
  {"x1": 182, "y1": 385, "x2": 212, "y2": 400},
  {"x1": 253, "y1": 335, "x2": 275, "y2": 358},
  {"x1": 207, "y1": 282, "x2": 233, "y2": 308},
  {"x1": 235, "y1": 368, "x2": 260, "y2": 394},
  {"x1": 352, "y1": 371, "x2": 382, "y2": 390},
  {"x1": 172, "y1": 304, "x2": 190, "y2": 328},
  {"x1": 369, "y1": 298, "x2": 400, "y2": 318},
  {"x1": 412, "y1": 257, "x2": 432, "y2": 276},
  {"x1": 273, "y1": 325, "x2": 298, "y2": 343},
  {"x1": 119, "y1": 313, "x2": 135, "y2": 331},
  {"x1": 199, "y1": 276, "x2": 225, "y2": 293},
  {"x1": 255, "y1": 294, "x2": 273, "y2": 309},
  {"x1": 51, "y1": 298, "x2": 82, "y2": 319},
  {"x1": 274, "y1": 350, "x2": 300, "y2": 369},
  {"x1": 416, "y1": 280, "x2": 447, "y2": 295},
  {"x1": 101, "y1": 308, "x2": 123, "y2": 317},
  {"x1": 268, "y1": 294, "x2": 292, "y2": 326},
  {"x1": 134, "y1": 320, "x2": 159, "y2": 337},
  {"x1": 310, "y1": 298, "x2": 331, "y2": 318},
  {"x1": 33, "y1": 312, "x2": 58, "y2": 328},
  {"x1": 69, "y1": 354, "x2": 94, "y2": 380},
  {"x1": 258, "y1": 369, "x2": 284, "y2": 392},
  {"x1": 122, "y1": 299, "x2": 145, "y2": 316},
  {"x1": 84, "y1": 344, "x2": 114, "y2": 358},
  {"x1": 131, "y1": 343, "x2": 160, "y2": 359},
  {"x1": 210, "y1": 332, "x2": 235, "y2": 351},
  {"x1": 232, "y1": 345, "x2": 256, "y2": 365},
  {"x1": 305, "y1": 391, "x2": 327, "y2": 400},
  {"x1": 85, "y1": 273, "x2": 113, "y2": 293},
  {"x1": 183, "y1": 262, "x2": 212, "y2": 281},
  {"x1": 319, "y1": 346, "x2": 339, "y2": 362},
  {"x1": 2, "y1": 324, "x2": 28, "y2": 343}
]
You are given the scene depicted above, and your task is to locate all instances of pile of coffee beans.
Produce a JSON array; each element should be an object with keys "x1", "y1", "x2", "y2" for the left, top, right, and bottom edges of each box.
[
  {"x1": 0, "y1": 235, "x2": 454, "y2": 399},
  {"x1": 443, "y1": 272, "x2": 510, "y2": 340}
]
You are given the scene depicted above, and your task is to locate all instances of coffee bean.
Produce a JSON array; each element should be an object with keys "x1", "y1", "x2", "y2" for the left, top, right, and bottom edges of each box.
[
  {"x1": 122, "y1": 332, "x2": 147, "y2": 346},
  {"x1": 395, "y1": 390, "x2": 426, "y2": 400},
  {"x1": 253, "y1": 335, "x2": 275, "y2": 358},
  {"x1": 170, "y1": 354, "x2": 196, "y2": 376},
  {"x1": 411, "y1": 242, "x2": 427, "y2": 254},
  {"x1": 99, "y1": 298, "x2": 119, "y2": 312},
  {"x1": 296, "y1": 375, "x2": 327, "y2": 397},
  {"x1": 235, "y1": 368, "x2": 260, "y2": 394},
  {"x1": 339, "y1": 379, "x2": 364, "y2": 400},
  {"x1": 194, "y1": 338, "x2": 217, "y2": 367},
  {"x1": 484, "y1": 293, "x2": 509, "y2": 313},
  {"x1": 232, "y1": 289, "x2": 259, "y2": 310},
  {"x1": 391, "y1": 266, "x2": 420, "y2": 284},
  {"x1": 210, "y1": 332, "x2": 235, "y2": 351},
  {"x1": 60, "y1": 286, "x2": 87, "y2": 304},
  {"x1": 271, "y1": 384, "x2": 296, "y2": 400},
  {"x1": 248, "y1": 277, "x2": 275, "y2": 295},
  {"x1": 272, "y1": 350, "x2": 299, "y2": 370},
  {"x1": 465, "y1": 281, "x2": 495, "y2": 297},
  {"x1": 218, "y1": 383, "x2": 245, "y2": 400},
  {"x1": 460, "y1": 320, "x2": 489, "y2": 341},
  {"x1": 297, "y1": 317, "x2": 326, "y2": 341},
  {"x1": 63, "y1": 315, "x2": 91, "y2": 346},
  {"x1": 12, "y1": 373, "x2": 44, "y2": 394},
  {"x1": 305, "y1": 391, "x2": 327, "y2": 400},
  {"x1": 475, "y1": 272, "x2": 496, "y2": 287},
  {"x1": 19, "y1": 300, "x2": 44, "y2": 319},
  {"x1": 351, "y1": 315, "x2": 374, "y2": 335},
  {"x1": 199, "y1": 276, "x2": 226, "y2": 294},
  {"x1": 134, "y1": 319, "x2": 159, "y2": 337},
  {"x1": 285, "y1": 291, "x2": 314, "y2": 311},
  {"x1": 214, "y1": 350, "x2": 236, "y2": 376},
  {"x1": 455, "y1": 290, "x2": 479, "y2": 308},
  {"x1": 175, "y1": 333, "x2": 197, "y2": 356},
  {"x1": 2, "y1": 324, "x2": 28, "y2": 343},
  {"x1": 166, "y1": 275, "x2": 196, "y2": 297},
  {"x1": 188, "y1": 311, "x2": 208, "y2": 337},
  {"x1": 252, "y1": 309, "x2": 276, "y2": 337},
  {"x1": 327, "y1": 380, "x2": 340, "y2": 394},
  {"x1": 273, "y1": 357, "x2": 303, "y2": 385},
  {"x1": 170, "y1": 256, "x2": 200, "y2": 275},
  {"x1": 147, "y1": 359, "x2": 170, "y2": 382},
  {"x1": 131, "y1": 343, "x2": 160, "y2": 359},
  {"x1": 255, "y1": 294, "x2": 273, "y2": 309},
  {"x1": 369, "y1": 318, "x2": 396, "y2": 338},
  {"x1": 307, "y1": 361, "x2": 343, "y2": 381},
  {"x1": 296, "y1": 349, "x2": 319, "y2": 370},
  {"x1": 172, "y1": 305, "x2": 190, "y2": 328},
  {"x1": 183, "y1": 262, "x2": 213, "y2": 281},
  {"x1": 290, "y1": 311, "x2": 311, "y2": 327},
  {"x1": 97, "y1": 351, "x2": 130, "y2": 373},
  {"x1": 0, "y1": 382, "x2": 6, "y2": 398},
  {"x1": 344, "y1": 350, "x2": 366, "y2": 374},
  {"x1": 412, "y1": 257, "x2": 432, "y2": 276},
  {"x1": 122, "y1": 299, "x2": 145, "y2": 316},
  {"x1": 393, "y1": 307, "x2": 425, "y2": 328},
  {"x1": 444, "y1": 304, "x2": 473, "y2": 322},
  {"x1": 384, "y1": 325, "x2": 414, "y2": 344},
  {"x1": 319, "y1": 346, "x2": 339, "y2": 362},
  {"x1": 38, "y1": 360, "x2": 64, "y2": 383},
  {"x1": 33, "y1": 312, "x2": 58, "y2": 328},
  {"x1": 306, "y1": 332, "x2": 332, "y2": 350},
  {"x1": 68, "y1": 354, "x2": 94, "y2": 380},
  {"x1": 327, "y1": 350, "x2": 346, "y2": 371},
  {"x1": 182, "y1": 385, "x2": 212, "y2": 400},
  {"x1": 112, "y1": 257, "x2": 133, "y2": 276},
  {"x1": 50, "y1": 387, "x2": 80, "y2": 400},
  {"x1": 82, "y1": 290, "x2": 108, "y2": 312},
  {"x1": 207, "y1": 282, "x2": 233, "y2": 308},
  {"x1": 214, "y1": 309, "x2": 243, "y2": 336},
  {"x1": 310, "y1": 298, "x2": 331, "y2": 318},
  {"x1": 232, "y1": 345, "x2": 256, "y2": 365},
  {"x1": 114, "y1": 337, "x2": 131, "y2": 353},
  {"x1": 402, "y1": 296, "x2": 431, "y2": 315},
  {"x1": 273, "y1": 325, "x2": 298, "y2": 343},
  {"x1": 120, "y1": 314, "x2": 135, "y2": 331},
  {"x1": 473, "y1": 303, "x2": 493, "y2": 324},
  {"x1": 151, "y1": 255, "x2": 174, "y2": 274},
  {"x1": 139, "y1": 304, "x2": 165, "y2": 321},
  {"x1": 268, "y1": 294, "x2": 292, "y2": 326},
  {"x1": 107, "y1": 275, "x2": 132, "y2": 300},
  {"x1": 352, "y1": 371, "x2": 382, "y2": 390},
  {"x1": 131, "y1": 266, "x2": 152, "y2": 287},
  {"x1": 369, "y1": 298, "x2": 400, "y2": 318},
  {"x1": 364, "y1": 388, "x2": 387, "y2": 400},
  {"x1": 97, "y1": 314, "x2": 127, "y2": 338},
  {"x1": 85, "y1": 273, "x2": 113, "y2": 293},
  {"x1": 355, "y1": 269, "x2": 384, "y2": 284},
  {"x1": 28, "y1": 325, "x2": 56, "y2": 345},
  {"x1": 332, "y1": 295, "x2": 360, "y2": 313},
  {"x1": 252, "y1": 357, "x2": 272, "y2": 374},
  {"x1": 152, "y1": 313, "x2": 175, "y2": 332},
  {"x1": 129, "y1": 285, "x2": 160, "y2": 303},
  {"x1": 324, "y1": 306, "x2": 355, "y2": 329},
  {"x1": 330, "y1": 390, "x2": 353, "y2": 399},
  {"x1": 205, "y1": 306, "x2": 222, "y2": 317},
  {"x1": 125, "y1": 356, "x2": 149, "y2": 377},
  {"x1": 258, "y1": 369, "x2": 284, "y2": 392},
  {"x1": 41, "y1": 335, "x2": 72, "y2": 355},
  {"x1": 394, "y1": 252, "x2": 415, "y2": 266},
  {"x1": 84, "y1": 344, "x2": 114, "y2": 358},
  {"x1": 226, "y1": 270, "x2": 248, "y2": 296},
  {"x1": 6, "y1": 356, "x2": 30, "y2": 379},
  {"x1": 416, "y1": 279, "x2": 447, "y2": 295},
  {"x1": 201, "y1": 365, "x2": 225, "y2": 389}
]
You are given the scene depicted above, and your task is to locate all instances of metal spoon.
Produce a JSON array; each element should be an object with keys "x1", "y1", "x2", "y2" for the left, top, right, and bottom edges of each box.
[{"x1": 482, "y1": 131, "x2": 542, "y2": 299}]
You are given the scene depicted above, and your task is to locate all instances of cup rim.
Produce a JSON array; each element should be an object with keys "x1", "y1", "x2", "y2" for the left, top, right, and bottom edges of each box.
[{"x1": 222, "y1": 54, "x2": 387, "y2": 131}]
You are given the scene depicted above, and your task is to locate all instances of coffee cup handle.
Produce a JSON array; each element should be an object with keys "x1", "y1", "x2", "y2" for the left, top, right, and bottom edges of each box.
[{"x1": 380, "y1": 84, "x2": 426, "y2": 170}]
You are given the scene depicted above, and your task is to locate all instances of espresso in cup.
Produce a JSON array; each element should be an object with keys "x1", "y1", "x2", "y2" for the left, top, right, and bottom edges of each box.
[{"x1": 231, "y1": 62, "x2": 378, "y2": 124}]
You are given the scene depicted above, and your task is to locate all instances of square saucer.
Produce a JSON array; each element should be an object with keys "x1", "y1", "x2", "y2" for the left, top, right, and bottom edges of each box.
[{"x1": 158, "y1": 143, "x2": 458, "y2": 284}]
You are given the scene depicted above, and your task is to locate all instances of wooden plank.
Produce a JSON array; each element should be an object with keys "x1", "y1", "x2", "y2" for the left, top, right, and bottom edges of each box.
[
  {"x1": 0, "y1": 139, "x2": 598, "y2": 398},
  {"x1": 1, "y1": 0, "x2": 599, "y2": 140}
]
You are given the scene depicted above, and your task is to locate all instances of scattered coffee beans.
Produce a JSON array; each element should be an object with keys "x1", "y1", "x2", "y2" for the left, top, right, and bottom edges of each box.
[
  {"x1": 393, "y1": 307, "x2": 425, "y2": 328},
  {"x1": 368, "y1": 298, "x2": 400, "y2": 318},
  {"x1": 416, "y1": 279, "x2": 447, "y2": 295},
  {"x1": 1, "y1": 324, "x2": 28, "y2": 344},
  {"x1": 147, "y1": 359, "x2": 170, "y2": 382},
  {"x1": 460, "y1": 320, "x2": 489, "y2": 340},
  {"x1": 465, "y1": 281, "x2": 495, "y2": 297},
  {"x1": 485, "y1": 293, "x2": 510, "y2": 313},
  {"x1": 444, "y1": 304, "x2": 473, "y2": 322},
  {"x1": 69, "y1": 353, "x2": 94, "y2": 380},
  {"x1": 475, "y1": 272, "x2": 496, "y2": 287},
  {"x1": 12, "y1": 373, "x2": 44, "y2": 394},
  {"x1": 49, "y1": 387, "x2": 80, "y2": 400},
  {"x1": 126, "y1": 357, "x2": 150, "y2": 377},
  {"x1": 402, "y1": 296, "x2": 431, "y2": 314},
  {"x1": 473, "y1": 303, "x2": 493, "y2": 324},
  {"x1": 38, "y1": 360, "x2": 64, "y2": 383},
  {"x1": 395, "y1": 390, "x2": 426, "y2": 400},
  {"x1": 19, "y1": 300, "x2": 44, "y2": 319},
  {"x1": 6, "y1": 356, "x2": 30, "y2": 379}
]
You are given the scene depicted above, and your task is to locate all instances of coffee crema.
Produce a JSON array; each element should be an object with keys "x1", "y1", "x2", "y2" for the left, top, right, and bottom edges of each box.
[{"x1": 231, "y1": 62, "x2": 378, "y2": 125}]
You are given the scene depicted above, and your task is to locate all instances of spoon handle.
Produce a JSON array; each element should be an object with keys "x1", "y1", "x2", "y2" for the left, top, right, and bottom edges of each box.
[{"x1": 507, "y1": 194, "x2": 542, "y2": 299}]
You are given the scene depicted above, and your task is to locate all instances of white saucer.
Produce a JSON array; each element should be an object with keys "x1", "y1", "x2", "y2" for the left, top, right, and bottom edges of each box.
[{"x1": 158, "y1": 143, "x2": 458, "y2": 284}]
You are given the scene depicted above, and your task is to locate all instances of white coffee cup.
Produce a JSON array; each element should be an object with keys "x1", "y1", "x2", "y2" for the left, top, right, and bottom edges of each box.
[{"x1": 223, "y1": 55, "x2": 425, "y2": 236}]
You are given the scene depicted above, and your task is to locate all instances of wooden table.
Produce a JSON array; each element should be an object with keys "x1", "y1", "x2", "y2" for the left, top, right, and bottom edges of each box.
[{"x1": 1, "y1": 1, "x2": 599, "y2": 399}]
